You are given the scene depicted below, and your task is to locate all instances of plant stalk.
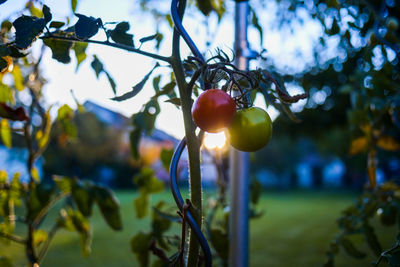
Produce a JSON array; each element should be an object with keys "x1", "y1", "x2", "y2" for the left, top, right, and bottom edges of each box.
[{"x1": 170, "y1": 0, "x2": 202, "y2": 265}]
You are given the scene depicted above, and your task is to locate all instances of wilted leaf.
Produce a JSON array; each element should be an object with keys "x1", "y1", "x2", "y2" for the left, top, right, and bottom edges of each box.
[
  {"x1": 139, "y1": 33, "x2": 158, "y2": 44},
  {"x1": 0, "y1": 119, "x2": 11, "y2": 148},
  {"x1": 43, "y1": 38, "x2": 73, "y2": 64},
  {"x1": 368, "y1": 150, "x2": 377, "y2": 188},
  {"x1": 49, "y1": 21, "x2": 66, "y2": 29},
  {"x1": 13, "y1": 15, "x2": 46, "y2": 49},
  {"x1": 112, "y1": 63, "x2": 159, "y2": 101},
  {"x1": 0, "y1": 103, "x2": 29, "y2": 121},
  {"x1": 93, "y1": 185, "x2": 122, "y2": 230},
  {"x1": 74, "y1": 14, "x2": 101, "y2": 39},
  {"x1": 349, "y1": 137, "x2": 368, "y2": 155},
  {"x1": 109, "y1": 22, "x2": 133, "y2": 47},
  {"x1": 196, "y1": 0, "x2": 214, "y2": 16},
  {"x1": 377, "y1": 135, "x2": 400, "y2": 151}
]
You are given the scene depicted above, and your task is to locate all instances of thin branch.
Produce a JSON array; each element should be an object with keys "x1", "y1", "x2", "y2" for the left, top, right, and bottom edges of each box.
[
  {"x1": 37, "y1": 224, "x2": 60, "y2": 263},
  {"x1": 40, "y1": 35, "x2": 171, "y2": 63},
  {"x1": 33, "y1": 192, "x2": 70, "y2": 227},
  {"x1": 0, "y1": 231, "x2": 26, "y2": 244}
]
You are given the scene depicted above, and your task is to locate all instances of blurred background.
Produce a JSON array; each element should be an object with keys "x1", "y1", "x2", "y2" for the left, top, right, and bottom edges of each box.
[{"x1": 0, "y1": 0, "x2": 400, "y2": 266}]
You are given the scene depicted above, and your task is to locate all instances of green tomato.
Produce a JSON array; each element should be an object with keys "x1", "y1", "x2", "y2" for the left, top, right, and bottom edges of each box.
[{"x1": 227, "y1": 107, "x2": 273, "y2": 152}]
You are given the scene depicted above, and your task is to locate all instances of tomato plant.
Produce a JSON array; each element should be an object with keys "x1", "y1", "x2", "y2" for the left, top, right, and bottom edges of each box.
[
  {"x1": 191, "y1": 89, "x2": 236, "y2": 133},
  {"x1": 227, "y1": 107, "x2": 272, "y2": 152}
]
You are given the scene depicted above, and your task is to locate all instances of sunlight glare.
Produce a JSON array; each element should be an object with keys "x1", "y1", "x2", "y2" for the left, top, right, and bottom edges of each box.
[{"x1": 203, "y1": 132, "x2": 227, "y2": 150}]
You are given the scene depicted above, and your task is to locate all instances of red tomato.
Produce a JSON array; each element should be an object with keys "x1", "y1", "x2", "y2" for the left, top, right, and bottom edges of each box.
[{"x1": 192, "y1": 89, "x2": 236, "y2": 133}]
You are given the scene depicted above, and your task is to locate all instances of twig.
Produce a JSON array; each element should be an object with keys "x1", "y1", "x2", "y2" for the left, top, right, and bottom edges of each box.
[
  {"x1": 33, "y1": 192, "x2": 70, "y2": 227},
  {"x1": 0, "y1": 231, "x2": 26, "y2": 244},
  {"x1": 40, "y1": 35, "x2": 171, "y2": 63}
]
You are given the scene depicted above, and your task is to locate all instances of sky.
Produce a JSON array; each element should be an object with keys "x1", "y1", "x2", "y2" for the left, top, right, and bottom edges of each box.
[{"x1": 1, "y1": 0, "x2": 324, "y2": 139}]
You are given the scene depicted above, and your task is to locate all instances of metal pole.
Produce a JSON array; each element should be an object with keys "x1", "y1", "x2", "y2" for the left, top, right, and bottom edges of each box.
[{"x1": 229, "y1": 1, "x2": 250, "y2": 267}]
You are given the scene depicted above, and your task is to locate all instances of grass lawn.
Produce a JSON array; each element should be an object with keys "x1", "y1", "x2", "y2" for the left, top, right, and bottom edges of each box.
[{"x1": 1, "y1": 190, "x2": 396, "y2": 266}]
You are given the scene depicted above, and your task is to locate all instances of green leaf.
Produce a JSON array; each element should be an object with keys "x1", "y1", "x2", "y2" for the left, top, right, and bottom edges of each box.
[
  {"x1": 111, "y1": 63, "x2": 159, "y2": 101},
  {"x1": 129, "y1": 128, "x2": 141, "y2": 160},
  {"x1": 134, "y1": 190, "x2": 149, "y2": 219},
  {"x1": 387, "y1": 250, "x2": 400, "y2": 267},
  {"x1": 0, "y1": 58, "x2": 7, "y2": 73},
  {"x1": 53, "y1": 175, "x2": 72, "y2": 193},
  {"x1": 49, "y1": 21, "x2": 66, "y2": 29},
  {"x1": 151, "y1": 201, "x2": 171, "y2": 249},
  {"x1": 250, "y1": 7, "x2": 263, "y2": 45},
  {"x1": 73, "y1": 42, "x2": 87, "y2": 70},
  {"x1": 0, "y1": 119, "x2": 11, "y2": 148},
  {"x1": 66, "y1": 209, "x2": 92, "y2": 257},
  {"x1": 0, "y1": 170, "x2": 7, "y2": 184},
  {"x1": 0, "y1": 256, "x2": 13, "y2": 267},
  {"x1": 250, "y1": 175, "x2": 262, "y2": 205},
  {"x1": 164, "y1": 97, "x2": 181, "y2": 106},
  {"x1": 74, "y1": 14, "x2": 101, "y2": 40},
  {"x1": 133, "y1": 167, "x2": 164, "y2": 194},
  {"x1": 131, "y1": 232, "x2": 152, "y2": 267},
  {"x1": 71, "y1": 0, "x2": 77, "y2": 12},
  {"x1": 8, "y1": 46, "x2": 27, "y2": 58},
  {"x1": 11, "y1": 65, "x2": 24, "y2": 91},
  {"x1": 210, "y1": 228, "x2": 229, "y2": 261},
  {"x1": 91, "y1": 55, "x2": 103, "y2": 78},
  {"x1": 42, "y1": 5, "x2": 52, "y2": 24},
  {"x1": 152, "y1": 75, "x2": 161, "y2": 92},
  {"x1": 132, "y1": 99, "x2": 160, "y2": 136},
  {"x1": 108, "y1": 22, "x2": 133, "y2": 47},
  {"x1": 13, "y1": 15, "x2": 46, "y2": 49},
  {"x1": 160, "y1": 148, "x2": 174, "y2": 172},
  {"x1": 0, "y1": 83, "x2": 12, "y2": 103},
  {"x1": 72, "y1": 181, "x2": 94, "y2": 217},
  {"x1": 152, "y1": 81, "x2": 176, "y2": 98},
  {"x1": 43, "y1": 38, "x2": 73, "y2": 64},
  {"x1": 340, "y1": 238, "x2": 366, "y2": 259},
  {"x1": 57, "y1": 104, "x2": 74, "y2": 120},
  {"x1": 33, "y1": 229, "x2": 48, "y2": 247},
  {"x1": 93, "y1": 185, "x2": 122, "y2": 230},
  {"x1": 105, "y1": 72, "x2": 116, "y2": 95},
  {"x1": 0, "y1": 45, "x2": 9, "y2": 57},
  {"x1": 363, "y1": 223, "x2": 382, "y2": 256}
]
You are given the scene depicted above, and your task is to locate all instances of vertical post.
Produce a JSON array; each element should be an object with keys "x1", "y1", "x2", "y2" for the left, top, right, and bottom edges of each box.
[{"x1": 229, "y1": 1, "x2": 250, "y2": 267}]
